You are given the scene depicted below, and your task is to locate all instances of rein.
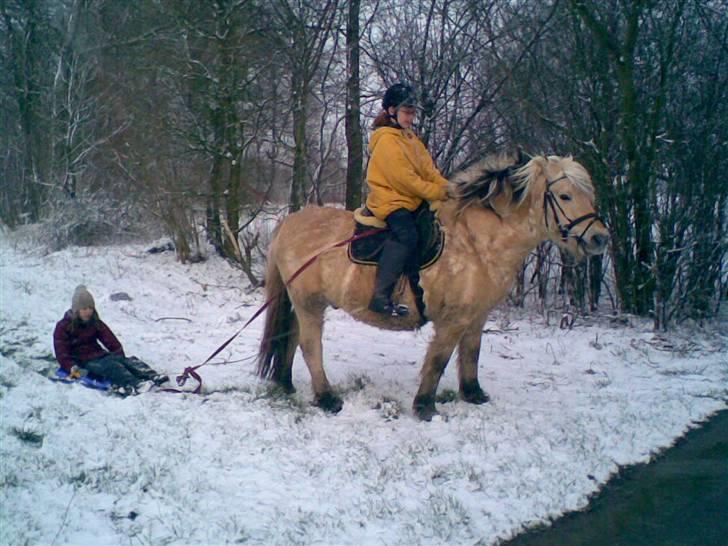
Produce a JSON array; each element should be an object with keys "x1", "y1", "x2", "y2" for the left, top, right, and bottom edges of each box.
[
  {"x1": 167, "y1": 227, "x2": 386, "y2": 394},
  {"x1": 543, "y1": 174, "x2": 601, "y2": 245}
]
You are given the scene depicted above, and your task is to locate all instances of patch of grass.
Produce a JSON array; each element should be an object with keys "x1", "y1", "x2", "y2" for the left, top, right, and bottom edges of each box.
[
  {"x1": 372, "y1": 396, "x2": 402, "y2": 420},
  {"x1": 0, "y1": 472, "x2": 19, "y2": 488},
  {"x1": 14, "y1": 280, "x2": 32, "y2": 295},
  {"x1": 264, "y1": 384, "x2": 296, "y2": 399},
  {"x1": 255, "y1": 384, "x2": 310, "y2": 416},
  {"x1": 425, "y1": 491, "x2": 472, "y2": 540},
  {"x1": 206, "y1": 384, "x2": 255, "y2": 395},
  {"x1": 436, "y1": 389, "x2": 458, "y2": 403},
  {"x1": 69, "y1": 471, "x2": 89, "y2": 486},
  {"x1": 658, "y1": 366, "x2": 708, "y2": 377},
  {"x1": 11, "y1": 427, "x2": 44, "y2": 448},
  {"x1": 341, "y1": 373, "x2": 372, "y2": 394},
  {"x1": 36, "y1": 354, "x2": 57, "y2": 363},
  {"x1": 211, "y1": 515, "x2": 250, "y2": 543}
]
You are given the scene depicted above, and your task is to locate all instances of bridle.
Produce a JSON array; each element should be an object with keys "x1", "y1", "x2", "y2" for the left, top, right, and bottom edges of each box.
[{"x1": 543, "y1": 174, "x2": 602, "y2": 245}]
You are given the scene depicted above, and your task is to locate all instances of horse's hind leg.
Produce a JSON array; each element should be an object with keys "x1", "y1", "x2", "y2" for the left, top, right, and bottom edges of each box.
[
  {"x1": 457, "y1": 321, "x2": 489, "y2": 405},
  {"x1": 296, "y1": 306, "x2": 343, "y2": 413}
]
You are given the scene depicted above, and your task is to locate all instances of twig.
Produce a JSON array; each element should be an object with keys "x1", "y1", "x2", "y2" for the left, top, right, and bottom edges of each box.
[
  {"x1": 482, "y1": 327, "x2": 519, "y2": 334},
  {"x1": 154, "y1": 317, "x2": 192, "y2": 323},
  {"x1": 546, "y1": 342, "x2": 561, "y2": 366},
  {"x1": 221, "y1": 216, "x2": 244, "y2": 265},
  {"x1": 50, "y1": 487, "x2": 77, "y2": 546},
  {"x1": 191, "y1": 278, "x2": 243, "y2": 291}
]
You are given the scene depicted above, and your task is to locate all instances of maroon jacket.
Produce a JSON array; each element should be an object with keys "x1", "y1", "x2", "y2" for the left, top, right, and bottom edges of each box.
[{"x1": 53, "y1": 310, "x2": 125, "y2": 372}]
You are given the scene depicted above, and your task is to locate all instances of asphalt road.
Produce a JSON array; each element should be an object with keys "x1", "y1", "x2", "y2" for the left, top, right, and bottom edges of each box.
[{"x1": 503, "y1": 409, "x2": 728, "y2": 546}]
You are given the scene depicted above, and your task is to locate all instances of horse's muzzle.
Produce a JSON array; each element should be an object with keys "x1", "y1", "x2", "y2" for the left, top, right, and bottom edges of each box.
[{"x1": 585, "y1": 232, "x2": 609, "y2": 255}]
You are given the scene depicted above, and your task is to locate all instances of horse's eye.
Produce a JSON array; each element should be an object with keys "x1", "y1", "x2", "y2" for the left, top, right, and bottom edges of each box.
[{"x1": 559, "y1": 194, "x2": 572, "y2": 201}]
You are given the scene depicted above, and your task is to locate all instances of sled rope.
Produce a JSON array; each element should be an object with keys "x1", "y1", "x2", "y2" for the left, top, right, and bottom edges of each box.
[{"x1": 168, "y1": 228, "x2": 385, "y2": 394}]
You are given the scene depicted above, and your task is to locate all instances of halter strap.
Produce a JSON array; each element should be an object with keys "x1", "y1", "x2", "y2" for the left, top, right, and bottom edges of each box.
[{"x1": 543, "y1": 175, "x2": 602, "y2": 243}]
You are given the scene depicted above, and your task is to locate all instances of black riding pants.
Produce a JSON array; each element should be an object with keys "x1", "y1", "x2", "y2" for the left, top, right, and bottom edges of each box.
[
  {"x1": 386, "y1": 208, "x2": 418, "y2": 251},
  {"x1": 373, "y1": 208, "x2": 418, "y2": 299}
]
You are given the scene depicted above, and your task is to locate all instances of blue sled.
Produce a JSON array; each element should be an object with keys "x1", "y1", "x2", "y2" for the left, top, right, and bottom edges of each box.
[{"x1": 54, "y1": 368, "x2": 112, "y2": 391}]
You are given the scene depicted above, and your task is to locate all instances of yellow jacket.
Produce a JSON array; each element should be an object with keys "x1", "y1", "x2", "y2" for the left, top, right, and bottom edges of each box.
[{"x1": 366, "y1": 127, "x2": 448, "y2": 220}]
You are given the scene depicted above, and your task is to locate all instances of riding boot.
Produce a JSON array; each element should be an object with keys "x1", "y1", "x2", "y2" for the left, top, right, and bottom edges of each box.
[{"x1": 369, "y1": 239, "x2": 411, "y2": 316}]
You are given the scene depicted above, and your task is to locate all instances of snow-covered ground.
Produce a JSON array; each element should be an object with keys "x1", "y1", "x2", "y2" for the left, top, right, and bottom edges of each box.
[{"x1": 1, "y1": 235, "x2": 725, "y2": 546}]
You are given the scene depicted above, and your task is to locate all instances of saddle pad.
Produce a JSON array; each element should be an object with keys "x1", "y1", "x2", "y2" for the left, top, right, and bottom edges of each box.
[{"x1": 348, "y1": 204, "x2": 445, "y2": 269}]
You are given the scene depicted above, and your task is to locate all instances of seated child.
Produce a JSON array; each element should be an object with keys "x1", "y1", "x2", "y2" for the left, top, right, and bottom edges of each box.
[{"x1": 53, "y1": 285, "x2": 168, "y2": 395}]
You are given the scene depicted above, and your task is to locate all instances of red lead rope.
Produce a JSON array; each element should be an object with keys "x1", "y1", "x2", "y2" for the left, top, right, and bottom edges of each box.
[{"x1": 166, "y1": 227, "x2": 385, "y2": 394}]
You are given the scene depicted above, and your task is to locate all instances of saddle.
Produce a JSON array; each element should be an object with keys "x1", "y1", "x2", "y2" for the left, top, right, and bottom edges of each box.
[
  {"x1": 348, "y1": 203, "x2": 445, "y2": 323},
  {"x1": 348, "y1": 202, "x2": 445, "y2": 269}
]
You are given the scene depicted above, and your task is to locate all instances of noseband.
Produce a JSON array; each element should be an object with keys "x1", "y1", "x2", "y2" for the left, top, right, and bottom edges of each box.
[{"x1": 543, "y1": 174, "x2": 602, "y2": 245}]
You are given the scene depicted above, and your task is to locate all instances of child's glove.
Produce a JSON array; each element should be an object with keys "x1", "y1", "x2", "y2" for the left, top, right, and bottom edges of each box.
[{"x1": 69, "y1": 366, "x2": 87, "y2": 380}]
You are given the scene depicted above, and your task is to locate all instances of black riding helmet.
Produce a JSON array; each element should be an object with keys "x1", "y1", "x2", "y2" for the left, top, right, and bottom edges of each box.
[{"x1": 382, "y1": 83, "x2": 417, "y2": 110}]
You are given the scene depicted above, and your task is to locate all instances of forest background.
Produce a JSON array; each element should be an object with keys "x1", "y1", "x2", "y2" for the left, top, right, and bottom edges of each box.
[{"x1": 1, "y1": 0, "x2": 726, "y2": 330}]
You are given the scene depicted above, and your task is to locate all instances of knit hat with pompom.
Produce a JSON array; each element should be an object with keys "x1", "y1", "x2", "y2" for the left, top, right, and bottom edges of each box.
[{"x1": 71, "y1": 285, "x2": 95, "y2": 316}]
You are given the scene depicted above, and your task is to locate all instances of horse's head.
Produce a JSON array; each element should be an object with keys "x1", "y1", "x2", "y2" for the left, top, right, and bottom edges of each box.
[
  {"x1": 450, "y1": 153, "x2": 608, "y2": 260},
  {"x1": 518, "y1": 156, "x2": 609, "y2": 260}
]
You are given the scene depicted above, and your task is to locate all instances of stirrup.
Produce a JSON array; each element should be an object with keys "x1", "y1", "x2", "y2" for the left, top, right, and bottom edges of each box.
[
  {"x1": 391, "y1": 303, "x2": 409, "y2": 316},
  {"x1": 369, "y1": 298, "x2": 409, "y2": 317}
]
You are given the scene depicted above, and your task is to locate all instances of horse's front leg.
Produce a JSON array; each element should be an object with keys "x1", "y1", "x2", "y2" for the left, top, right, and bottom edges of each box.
[
  {"x1": 413, "y1": 325, "x2": 461, "y2": 421},
  {"x1": 457, "y1": 320, "x2": 490, "y2": 405},
  {"x1": 296, "y1": 306, "x2": 343, "y2": 413}
]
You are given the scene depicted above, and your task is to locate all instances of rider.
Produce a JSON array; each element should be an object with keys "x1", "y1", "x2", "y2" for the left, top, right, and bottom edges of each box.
[{"x1": 366, "y1": 83, "x2": 450, "y2": 316}]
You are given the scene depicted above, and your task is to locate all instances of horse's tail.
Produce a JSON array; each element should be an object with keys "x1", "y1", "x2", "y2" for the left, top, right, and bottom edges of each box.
[{"x1": 257, "y1": 239, "x2": 296, "y2": 381}]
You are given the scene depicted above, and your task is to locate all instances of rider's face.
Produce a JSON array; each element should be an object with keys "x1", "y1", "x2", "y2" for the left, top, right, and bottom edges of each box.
[{"x1": 388, "y1": 106, "x2": 417, "y2": 129}]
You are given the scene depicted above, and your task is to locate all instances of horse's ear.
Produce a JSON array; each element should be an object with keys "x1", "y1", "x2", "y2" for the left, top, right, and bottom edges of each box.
[
  {"x1": 528, "y1": 155, "x2": 548, "y2": 179},
  {"x1": 514, "y1": 146, "x2": 531, "y2": 167}
]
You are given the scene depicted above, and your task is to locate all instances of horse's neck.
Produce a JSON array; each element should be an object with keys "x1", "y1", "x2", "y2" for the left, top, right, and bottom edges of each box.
[{"x1": 456, "y1": 200, "x2": 545, "y2": 269}]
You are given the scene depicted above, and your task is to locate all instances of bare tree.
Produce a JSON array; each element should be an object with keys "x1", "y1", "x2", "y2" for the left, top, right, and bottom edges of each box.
[
  {"x1": 268, "y1": 0, "x2": 340, "y2": 213},
  {"x1": 1, "y1": 0, "x2": 60, "y2": 224},
  {"x1": 1, "y1": 0, "x2": 723, "y2": 325}
]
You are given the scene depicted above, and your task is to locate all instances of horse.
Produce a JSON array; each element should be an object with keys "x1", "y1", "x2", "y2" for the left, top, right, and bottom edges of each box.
[{"x1": 257, "y1": 154, "x2": 609, "y2": 421}]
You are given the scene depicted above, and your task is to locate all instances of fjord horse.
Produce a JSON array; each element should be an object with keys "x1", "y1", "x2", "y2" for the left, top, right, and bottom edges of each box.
[{"x1": 257, "y1": 155, "x2": 609, "y2": 420}]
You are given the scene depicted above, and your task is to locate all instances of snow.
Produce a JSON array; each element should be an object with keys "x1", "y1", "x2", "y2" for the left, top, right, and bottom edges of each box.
[{"x1": 1, "y1": 236, "x2": 726, "y2": 546}]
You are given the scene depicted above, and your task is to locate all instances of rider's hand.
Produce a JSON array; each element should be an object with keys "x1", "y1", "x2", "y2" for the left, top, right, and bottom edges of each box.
[{"x1": 445, "y1": 183, "x2": 458, "y2": 200}]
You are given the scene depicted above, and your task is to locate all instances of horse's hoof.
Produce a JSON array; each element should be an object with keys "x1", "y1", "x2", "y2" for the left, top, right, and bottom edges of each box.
[
  {"x1": 460, "y1": 380, "x2": 490, "y2": 405},
  {"x1": 315, "y1": 391, "x2": 343, "y2": 414},
  {"x1": 413, "y1": 394, "x2": 437, "y2": 421},
  {"x1": 276, "y1": 380, "x2": 296, "y2": 395}
]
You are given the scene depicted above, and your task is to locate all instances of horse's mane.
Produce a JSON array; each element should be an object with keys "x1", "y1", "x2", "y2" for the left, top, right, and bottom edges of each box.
[
  {"x1": 450, "y1": 152, "x2": 530, "y2": 216},
  {"x1": 449, "y1": 153, "x2": 594, "y2": 216}
]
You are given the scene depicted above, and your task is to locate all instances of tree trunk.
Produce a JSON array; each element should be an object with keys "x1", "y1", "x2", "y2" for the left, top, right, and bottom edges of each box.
[
  {"x1": 206, "y1": 155, "x2": 224, "y2": 254},
  {"x1": 289, "y1": 74, "x2": 308, "y2": 213},
  {"x1": 344, "y1": 0, "x2": 363, "y2": 211}
]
